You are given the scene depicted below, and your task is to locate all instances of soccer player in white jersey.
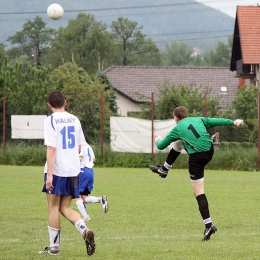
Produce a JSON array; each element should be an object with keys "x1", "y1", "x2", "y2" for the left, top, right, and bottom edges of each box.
[
  {"x1": 75, "y1": 141, "x2": 108, "y2": 221},
  {"x1": 39, "y1": 90, "x2": 95, "y2": 256}
]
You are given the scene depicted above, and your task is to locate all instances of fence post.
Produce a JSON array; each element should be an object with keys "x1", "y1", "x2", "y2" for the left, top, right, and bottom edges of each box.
[
  {"x1": 2, "y1": 92, "x2": 6, "y2": 154},
  {"x1": 151, "y1": 92, "x2": 154, "y2": 161},
  {"x1": 204, "y1": 93, "x2": 207, "y2": 117},
  {"x1": 100, "y1": 92, "x2": 104, "y2": 165}
]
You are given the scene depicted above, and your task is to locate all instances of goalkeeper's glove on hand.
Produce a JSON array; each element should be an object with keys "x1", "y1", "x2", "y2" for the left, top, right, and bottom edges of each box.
[
  {"x1": 234, "y1": 119, "x2": 244, "y2": 127},
  {"x1": 154, "y1": 135, "x2": 162, "y2": 144}
]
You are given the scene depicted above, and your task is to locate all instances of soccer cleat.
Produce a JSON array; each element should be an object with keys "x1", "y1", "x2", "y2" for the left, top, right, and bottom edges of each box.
[
  {"x1": 149, "y1": 165, "x2": 168, "y2": 178},
  {"x1": 38, "y1": 246, "x2": 60, "y2": 255},
  {"x1": 83, "y1": 229, "x2": 95, "y2": 256},
  {"x1": 202, "y1": 224, "x2": 217, "y2": 241},
  {"x1": 101, "y1": 196, "x2": 109, "y2": 213}
]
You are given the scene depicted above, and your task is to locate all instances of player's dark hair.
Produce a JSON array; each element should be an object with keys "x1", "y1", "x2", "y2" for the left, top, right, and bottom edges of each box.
[
  {"x1": 173, "y1": 106, "x2": 188, "y2": 120},
  {"x1": 48, "y1": 90, "x2": 65, "y2": 108}
]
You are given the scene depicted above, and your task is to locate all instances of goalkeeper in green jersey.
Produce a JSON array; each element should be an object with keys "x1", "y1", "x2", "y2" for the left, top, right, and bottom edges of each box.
[{"x1": 149, "y1": 106, "x2": 244, "y2": 241}]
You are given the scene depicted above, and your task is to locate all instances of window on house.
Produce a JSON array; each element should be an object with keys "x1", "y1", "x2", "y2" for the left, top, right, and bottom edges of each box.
[{"x1": 220, "y1": 86, "x2": 227, "y2": 94}]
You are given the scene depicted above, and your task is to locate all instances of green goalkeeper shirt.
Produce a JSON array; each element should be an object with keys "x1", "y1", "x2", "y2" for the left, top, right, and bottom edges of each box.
[{"x1": 156, "y1": 117, "x2": 234, "y2": 154}]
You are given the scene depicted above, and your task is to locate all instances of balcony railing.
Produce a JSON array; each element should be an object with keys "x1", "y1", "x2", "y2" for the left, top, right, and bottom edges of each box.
[{"x1": 236, "y1": 59, "x2": 256, "y2": 76}]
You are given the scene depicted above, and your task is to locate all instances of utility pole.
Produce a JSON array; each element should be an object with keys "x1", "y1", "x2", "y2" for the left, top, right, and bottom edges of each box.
[
  {"x1": 151, "y1": 93, "x2": 154, "y2": 161},
  {"x1": 2, "y1": 92, "x2": 6, "y2": 154},
  {"x1": 256, "y1": 65, "x2": 260, "y2": 167}
]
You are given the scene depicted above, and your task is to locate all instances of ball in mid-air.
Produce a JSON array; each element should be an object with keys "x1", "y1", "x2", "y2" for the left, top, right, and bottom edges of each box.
[{"x1": 47, "y1": 3, "x2": 64, "y2": 20}]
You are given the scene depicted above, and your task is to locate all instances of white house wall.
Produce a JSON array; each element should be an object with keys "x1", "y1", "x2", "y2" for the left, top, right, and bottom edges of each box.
[{"x1": 116, "y1": 92, "x2": 141, "y2": 116}]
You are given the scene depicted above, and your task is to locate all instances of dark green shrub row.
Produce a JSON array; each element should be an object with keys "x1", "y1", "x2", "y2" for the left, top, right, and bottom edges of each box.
[
  {"x1": 219, "y1": 141, "x2": 252, "y2": 150},
  {"x1": 0, "y1": 143, "x2": 259, "y2": 171}
]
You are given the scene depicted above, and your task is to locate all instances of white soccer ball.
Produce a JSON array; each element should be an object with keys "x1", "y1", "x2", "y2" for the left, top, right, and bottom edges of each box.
[{"x1": 47, "y1": 3, "x2": 64, "y2": 20}]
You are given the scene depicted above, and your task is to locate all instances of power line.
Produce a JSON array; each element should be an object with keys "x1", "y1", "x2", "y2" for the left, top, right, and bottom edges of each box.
[
  {"x1": 145, "y1": 29, "x2": 233, "y2": 38},
  {"x1": 0, "y1": 0, "x2": 244, "y2": 15}
]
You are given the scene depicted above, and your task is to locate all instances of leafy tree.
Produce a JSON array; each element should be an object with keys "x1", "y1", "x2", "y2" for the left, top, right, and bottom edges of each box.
[
  {"x1": 139, "y1": 82, "x2": 220, "y2": 119},
  {"x1": 154, "y1": 82, "x2": 186, "y2": 119},
  {"x1": 231, "y1": 85, "x2": 258, "y2": 120},
  {"x1": 188, "y1": 54, "x2": 205, "y2": 67},
  {"x1": 7, "y1": 16, "x2": 55, "y2": 68},
  {"x1": 49, "y1": 62, "x2": 114, "y2": 143},
  {"x1": 46, "y1": 13, "x2": 113, "y2": 74},
  {"x1": 211, "y1": 84, "x2": 255, "y2": 143},
  {"x1": 96, "y1": 71, "x2": 118, "y2": 115},
  {"x1": 178, "y1": 85, "x2": 220, "y2": 117},
  {"x1": 248, "y1": 120, "x2": 258, "y2": 146},
  {"x1": 110, "y1": 17, "x2": 159, "y2": 66},
  {"x1": 203, "y1": 36, "x2": 232, "y2": 67},
  {"x1": 164, "y1": 42, "x2": 193, "y2": 66},
  {"x1": 0, "y1": 43, "x2": 6, "y2": 62},
  {"x1": 0, "y1": 57, "x2": 52, "y2": 139}
]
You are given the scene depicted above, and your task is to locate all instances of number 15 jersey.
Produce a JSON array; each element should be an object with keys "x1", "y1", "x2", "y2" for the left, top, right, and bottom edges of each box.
[
  {"x1": 44, "y1": 111, "x2": 86, "y2": 177},
  {"x1": 156, "y1": 117, "x2": 234, "y2": 154}
]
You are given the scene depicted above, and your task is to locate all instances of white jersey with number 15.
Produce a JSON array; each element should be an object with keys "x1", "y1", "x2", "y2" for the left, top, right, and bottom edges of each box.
[{"x1": 44, "y1": 111, "x2": 86, "y2": 177}]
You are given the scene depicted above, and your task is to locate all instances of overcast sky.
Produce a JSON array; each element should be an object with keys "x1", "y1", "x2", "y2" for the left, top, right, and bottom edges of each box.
[{"x1": 195, "y1": 0, "x2": 260, "y2": 18}]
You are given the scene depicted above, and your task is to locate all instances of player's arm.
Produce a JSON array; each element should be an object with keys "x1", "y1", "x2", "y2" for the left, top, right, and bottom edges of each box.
[
  {"x1": 202, "y1": 118, "x2": 234, "y2": 128},
  {"x1": 79, "y1": 151, "x2": 83, "y2": 162},
  {"x1": 202, "y1": 118, "x2": 244, "y2": 128},
  {"x1": 155, "y1": 129, "x2": 179, "y2": 150},
  {"x1": 46, "y1": 146, "x2": 56, "y2": 190}
]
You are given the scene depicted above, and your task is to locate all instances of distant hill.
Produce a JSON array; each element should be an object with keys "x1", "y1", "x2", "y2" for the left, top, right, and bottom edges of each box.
[{"x1": 0, "y1": 0, "x2": 235, "y2": 52}]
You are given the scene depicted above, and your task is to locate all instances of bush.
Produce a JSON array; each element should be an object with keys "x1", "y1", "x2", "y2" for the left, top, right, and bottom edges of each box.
[
  {"x1": 0, "y1": 143, "x2": 46, "y2": 166},
  {"x1": 0, "y1": 143, "x2": 259, "y2": 171},
  {"x1": 220, "y1": 141, "x2": 253, "y2": 150}
]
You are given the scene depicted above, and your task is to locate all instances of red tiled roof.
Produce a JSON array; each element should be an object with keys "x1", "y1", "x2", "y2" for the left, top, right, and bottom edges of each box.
[
  {"x1": 104, "y1": 66, "x2": 245, "y2": 109},
  {"x1": 237, "y1": 6, "x2": 260, "y2": 64}
]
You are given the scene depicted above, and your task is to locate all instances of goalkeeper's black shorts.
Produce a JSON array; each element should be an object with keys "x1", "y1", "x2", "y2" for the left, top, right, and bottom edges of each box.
[{"x1": 188, "y1": 145, "x2": 214, "y2": 181}]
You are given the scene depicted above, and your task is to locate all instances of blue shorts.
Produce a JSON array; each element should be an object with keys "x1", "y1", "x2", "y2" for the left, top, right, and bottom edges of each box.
[
  {"x1": 42, "y1": 173, "x2": 80, "y2": 199},
  {"x1": 78, "y1": 167, "x2": 94, "y2": 195}
]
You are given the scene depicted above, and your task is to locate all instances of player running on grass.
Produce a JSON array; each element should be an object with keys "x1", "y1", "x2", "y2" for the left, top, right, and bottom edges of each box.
[
  {"x1": 39, "y1": 90, "x2": 95, "y2": 256},
  {"x1": 75, "y1": 141, "x2": 108, "y2": 221},
  {"x1": 149, "y1": 106, "x2": 243, "y2": 241}
]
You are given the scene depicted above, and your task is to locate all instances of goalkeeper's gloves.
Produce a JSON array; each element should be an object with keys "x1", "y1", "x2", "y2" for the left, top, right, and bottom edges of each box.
[
  {"x1": 154, "y1": 135, "x2": 162, "y2": 143},
  {"x1": 234, "y1": 119, "x2": 244, "y2": 127}
]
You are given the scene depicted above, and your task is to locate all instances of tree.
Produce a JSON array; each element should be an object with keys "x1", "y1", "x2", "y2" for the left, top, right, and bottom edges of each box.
[
  {"x1": 7, "y1": 16, "x2": 55, "y2": 68},
  {"x1": 0, "y1": 57, "x2": 52, "y2": 139},
  {"x1": 96, "y1": 71, "x2": 118, "y2": 115},
  {"x1": 231, "y1": 85, "x2": 258, "y2": 120},
  {"x1": 110, "y1": 17, "x2": 159, "y2": 66},
  {"x1": 178, "y1": 85, "x2": 220, "y2": 117},
  {"x1": 164, "y1": 42, "x2": 193, "y2": 66},
  {"x1": 49, "y1": 62, "x2": 114, "y2": 142},
  {"x1": 46, "y1": 13, "x2": 113, "y2": 74},
  {"x1": 0, "y1": 43, "x2": 6, "y2": 62},
  {"x1": 139, "y1": 83, "x2": 220, "y2": 120},
  {"x1": 203, "y1": 36, "x2": 232, "y2": 67}
]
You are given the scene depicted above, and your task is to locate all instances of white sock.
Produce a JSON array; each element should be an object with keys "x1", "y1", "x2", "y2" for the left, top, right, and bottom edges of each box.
[
  {"x1": 48, "y1": 226, "x2": 60, "y2": 248},
  {"x1": 163, "y1": 162, "x2": 171, "y2": 170},
  {"x1": 76, "y1": 199, "x2": 89, "y2": 219},
  {"x1": 85, "y1": 196, "x2": 100, "y2": 203},
  {"x1": 75, "y1": 219, "x2": 87, "y2": 236},
  {"x1": 203, "y1": 217, "x2": 212, "y2": 225}
]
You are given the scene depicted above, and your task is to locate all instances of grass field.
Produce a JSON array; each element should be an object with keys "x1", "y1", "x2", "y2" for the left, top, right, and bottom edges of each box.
[{"x1": 0, "y1": 166, "x2": 260, "y2": 260}]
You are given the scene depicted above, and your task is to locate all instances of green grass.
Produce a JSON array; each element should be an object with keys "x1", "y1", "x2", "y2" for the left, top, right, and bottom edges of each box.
[{"x1": 0, "y1": 166, "x2": 259, "y2": 260}]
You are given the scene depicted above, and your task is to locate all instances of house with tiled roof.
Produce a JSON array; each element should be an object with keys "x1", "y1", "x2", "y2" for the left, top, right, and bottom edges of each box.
[
  {"x1": 230, "y1": 5, "x2": 260, "y2": 84},
  {"x1": 104, "y1": 66, "x2": 247, "y2": 116}
]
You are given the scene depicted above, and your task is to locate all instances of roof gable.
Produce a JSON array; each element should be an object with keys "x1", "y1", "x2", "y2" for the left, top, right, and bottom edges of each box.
[{"x1": 236, "y1": 6, "x2": 260, "y2": 64}]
